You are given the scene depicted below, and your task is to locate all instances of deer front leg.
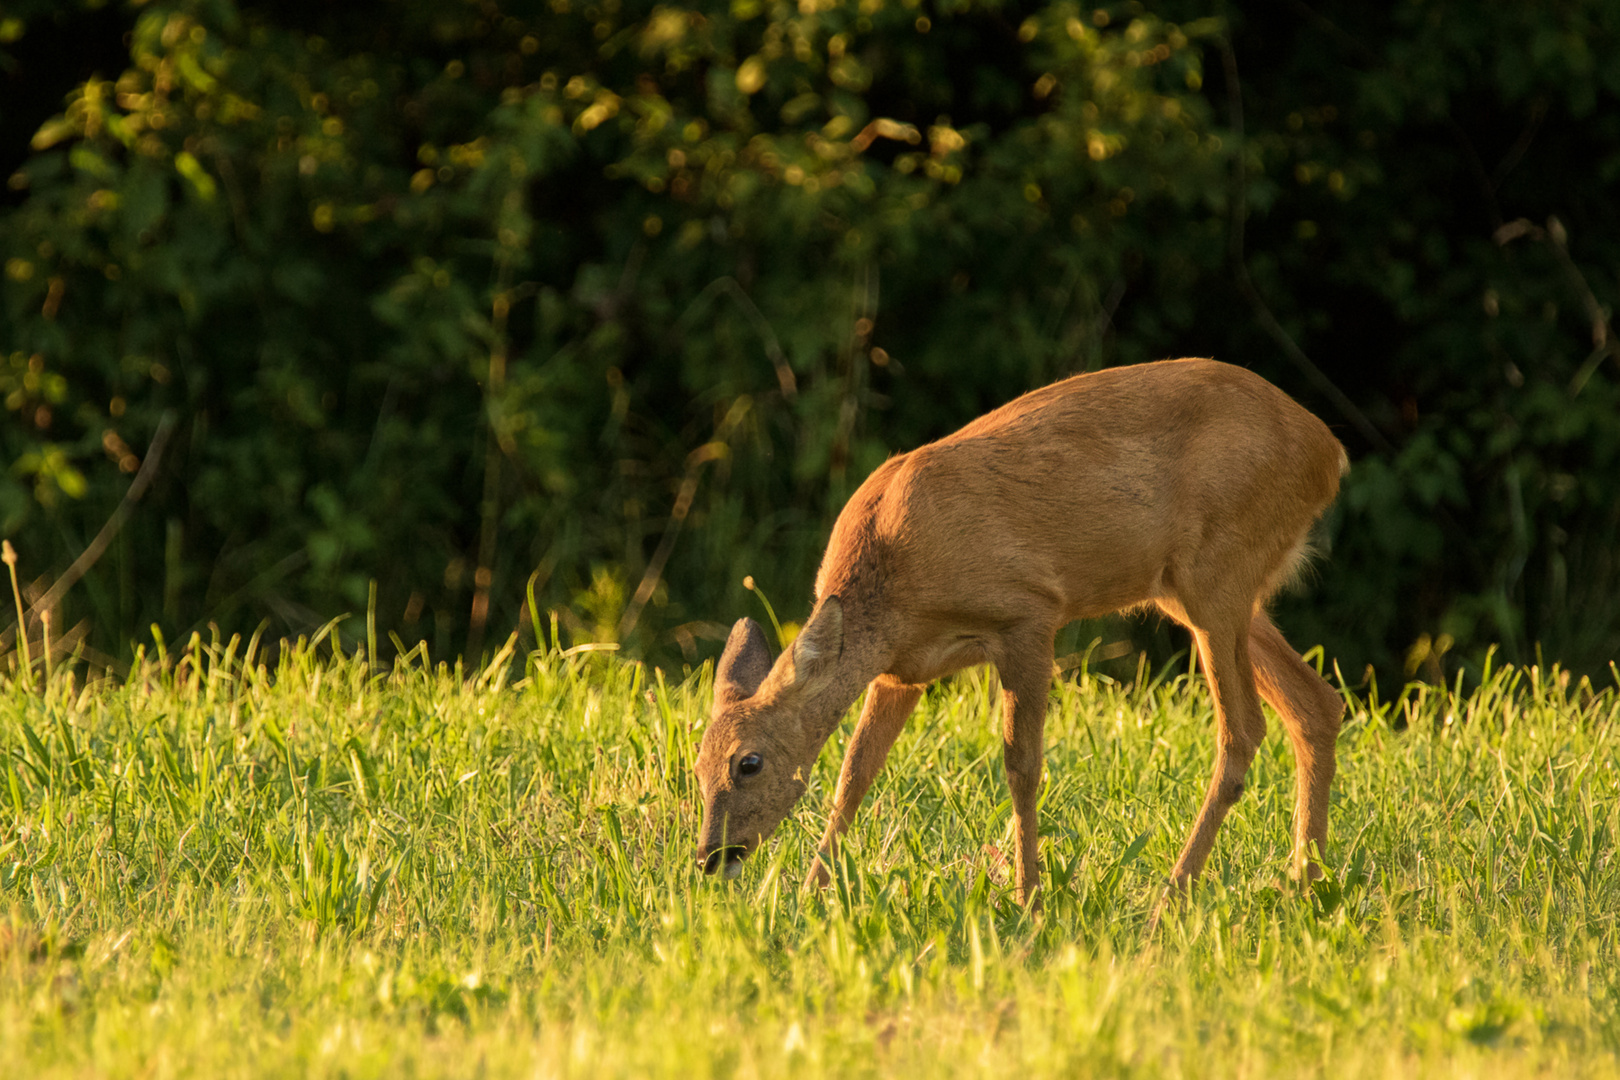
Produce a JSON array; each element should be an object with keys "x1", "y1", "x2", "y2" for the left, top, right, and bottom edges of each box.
[
  {"x1": 806, "y1": 676, "x2": 924, "y2": 889},
  {"x1": 996, "y1": 639, "x2": 1055, "y2": 910}
]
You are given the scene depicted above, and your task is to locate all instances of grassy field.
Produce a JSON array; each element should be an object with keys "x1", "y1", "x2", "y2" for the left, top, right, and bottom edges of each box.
[{"x1": 3, "y1": 628, "x2": 1619, "y2": 1078}]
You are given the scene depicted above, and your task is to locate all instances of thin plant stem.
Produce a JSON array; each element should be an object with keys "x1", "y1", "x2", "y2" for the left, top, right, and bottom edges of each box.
[{"x1": 3, "y1": 540, "x2": 32, "y2": 686}]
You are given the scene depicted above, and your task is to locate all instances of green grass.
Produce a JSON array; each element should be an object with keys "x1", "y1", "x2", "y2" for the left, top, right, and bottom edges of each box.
[{"x1": 3, "y1": 630, "x2": 1620, "y2": 1078}]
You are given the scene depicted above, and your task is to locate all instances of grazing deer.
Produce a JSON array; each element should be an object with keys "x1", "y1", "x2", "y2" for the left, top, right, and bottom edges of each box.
[{"x1": 694, "y1": 358, "x2": 1348, "y2": 908}]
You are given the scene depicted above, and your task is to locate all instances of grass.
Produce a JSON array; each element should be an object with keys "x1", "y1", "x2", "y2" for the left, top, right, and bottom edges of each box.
[{"x1": 2, "y1": 628, "x2": 1620, "y2": 1078}]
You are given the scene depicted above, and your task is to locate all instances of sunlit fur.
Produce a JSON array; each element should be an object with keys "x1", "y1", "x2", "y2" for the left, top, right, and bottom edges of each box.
[{"x1": 694, "y1": 358, "x2": 1349, "y2": 910}]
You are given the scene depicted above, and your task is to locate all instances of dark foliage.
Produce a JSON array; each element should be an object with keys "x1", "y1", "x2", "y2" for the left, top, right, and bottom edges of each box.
[{"x1": 1, "y1": 0, "x2": 1616, "y2": 679}]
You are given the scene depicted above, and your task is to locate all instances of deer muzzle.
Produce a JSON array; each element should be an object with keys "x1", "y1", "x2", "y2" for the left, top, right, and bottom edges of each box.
[{"x1": 698, "y1": 844, "x2": 747, "y2": 878}]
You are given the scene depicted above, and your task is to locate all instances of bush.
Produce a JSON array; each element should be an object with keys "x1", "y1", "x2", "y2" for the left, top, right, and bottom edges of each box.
[{"x1": 2, "y1": 0, "x2": 1617, "y2": 678}]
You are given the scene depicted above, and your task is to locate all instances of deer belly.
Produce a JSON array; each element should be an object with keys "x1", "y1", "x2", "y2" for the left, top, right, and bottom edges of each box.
[{"x1": 888, "y1": 631, "x2": 992, "y2": 684}]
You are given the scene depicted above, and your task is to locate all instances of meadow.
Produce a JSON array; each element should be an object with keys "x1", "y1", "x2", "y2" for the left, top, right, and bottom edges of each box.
[{"x1": 3, "y1": 626, "x2": 1619, "y2": 1078}]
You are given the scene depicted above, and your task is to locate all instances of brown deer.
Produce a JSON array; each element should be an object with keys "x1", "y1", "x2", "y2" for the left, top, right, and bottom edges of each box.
[{"x1": 694, "y1": 358, "x2": 1348, "y2": 908}]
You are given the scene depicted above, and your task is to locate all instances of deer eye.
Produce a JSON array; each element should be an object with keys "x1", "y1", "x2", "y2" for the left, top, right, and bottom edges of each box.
[{"x1": 737, "y1": 753, "x2": 764, "y2": 778}]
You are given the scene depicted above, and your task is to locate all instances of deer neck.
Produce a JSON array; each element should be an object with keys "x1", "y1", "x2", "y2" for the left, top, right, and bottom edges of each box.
[
  {"x1": 783, "y1": 601, "x2": 893, "y2": 767},
  {"x1": 802, "y1": 646, "x2": 887, "y2": 753}
]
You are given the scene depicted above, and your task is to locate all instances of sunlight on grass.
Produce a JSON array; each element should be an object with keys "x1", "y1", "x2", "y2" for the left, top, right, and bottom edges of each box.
[{"x1": 2, "y1": 634, "x2": 1619, "y2": 1077}]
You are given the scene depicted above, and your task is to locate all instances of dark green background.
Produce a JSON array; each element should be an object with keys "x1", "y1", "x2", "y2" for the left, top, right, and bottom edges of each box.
[{"x1": 2, "y1": 0, "x2": 1617, "y2": 680}]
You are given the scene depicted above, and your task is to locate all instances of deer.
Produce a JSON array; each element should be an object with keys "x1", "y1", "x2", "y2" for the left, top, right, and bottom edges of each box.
[{"x1": 693, "y1": 358, "x2": 1349, "y2": 911}]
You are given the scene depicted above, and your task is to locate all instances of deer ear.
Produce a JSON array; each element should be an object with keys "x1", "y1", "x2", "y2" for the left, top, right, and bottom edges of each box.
[
  {"x1": 784, "y1": 596, "x2": 843, "y2": 686},
  {"x1": 715, "y1": 617, "x2": 772, "y2": 705}
]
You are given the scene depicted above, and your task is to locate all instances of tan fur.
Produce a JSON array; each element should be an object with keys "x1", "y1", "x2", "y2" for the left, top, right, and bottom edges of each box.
[{"x1": 694, "y1": 358, "x2": 1348, "y2": 908}]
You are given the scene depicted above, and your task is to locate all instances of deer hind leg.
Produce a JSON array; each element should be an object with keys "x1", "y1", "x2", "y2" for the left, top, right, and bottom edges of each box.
[
  {"x1": 806, "y1": 675, "x2": 925, "y2": 889},
  {"x1": 1158, "y1": 599, "x2": 1268, "y2": 891},
  {"x1": 1249, "y1": 610, "x2": 1345, "y2": 879}
]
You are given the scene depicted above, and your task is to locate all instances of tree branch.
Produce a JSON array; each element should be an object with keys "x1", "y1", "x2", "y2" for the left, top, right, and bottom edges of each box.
[{"x1": 28, "y1": 411, "x2": 177, "y2": 619}]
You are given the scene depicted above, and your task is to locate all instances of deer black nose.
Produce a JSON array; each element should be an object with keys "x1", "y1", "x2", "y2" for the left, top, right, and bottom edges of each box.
[{"x1": 700, "y1": 846, "x2": 746, "y2": 875}]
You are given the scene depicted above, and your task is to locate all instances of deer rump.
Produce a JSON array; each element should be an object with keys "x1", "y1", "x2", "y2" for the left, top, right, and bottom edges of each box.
[{"x1": 695, "y1": 358, "x2": 1349, "y2": 909}]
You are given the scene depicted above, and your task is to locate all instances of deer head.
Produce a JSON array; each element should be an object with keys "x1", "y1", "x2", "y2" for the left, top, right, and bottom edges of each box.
[{"x1": 693, "y1": 600, "x2": 845, "y2": 877}]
